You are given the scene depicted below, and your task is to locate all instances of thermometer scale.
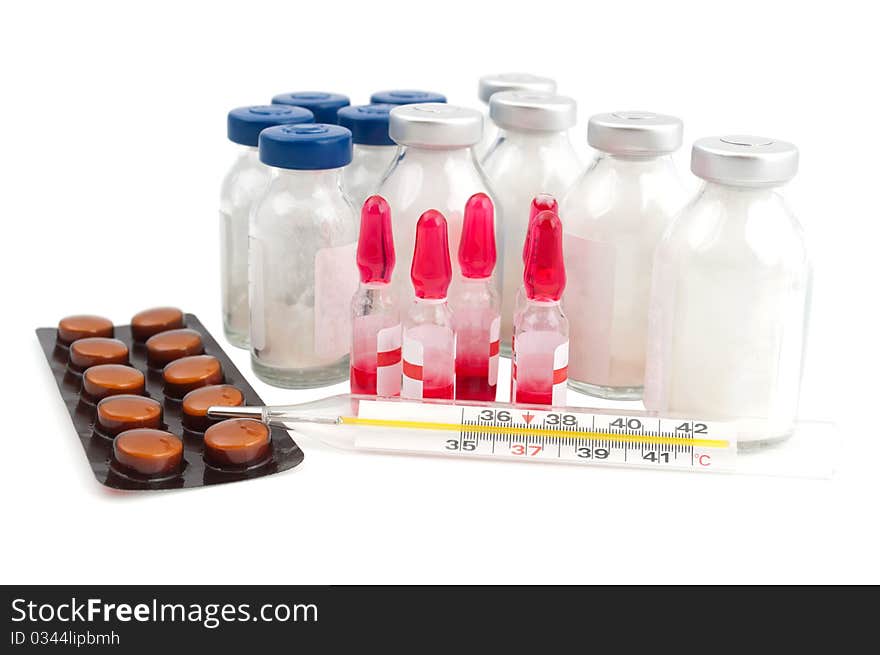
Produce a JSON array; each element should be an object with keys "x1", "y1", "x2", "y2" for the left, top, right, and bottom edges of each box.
[{"x1": 210, "y1": 396, "x2": 737, "y2": 473}]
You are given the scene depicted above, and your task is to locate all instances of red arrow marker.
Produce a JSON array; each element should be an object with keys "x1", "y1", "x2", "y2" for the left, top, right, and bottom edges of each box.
[{"x1": 522, "y1": 412, "x2": 535, "y2": 425}]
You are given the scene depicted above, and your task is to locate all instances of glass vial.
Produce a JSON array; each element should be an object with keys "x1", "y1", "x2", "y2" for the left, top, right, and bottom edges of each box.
[
  {"x1": 271, "y1": 91, "x2": 350, "y2": 124},
  {"x1": 513, "y1": 210, "x2": 569, "y2": 406},
  {"x1": 476, "y1": 73, "x2": 556, "y2": 158},
  {"x1": 249, "y1": 124, "x2": 359, "y2": 388},
  {"x1": 481, "y1": 91, "x2": 581, "y2": 351},
  {"x1": 402, "y1": 210, "x2": 455, "y2": 400},
  {"x1": 337, "y1": 104, "x2": 399, "y2": 210},
  {"x1": 644, "y1": 136, "x2": 809, "y2": 446},
  {"x1": 377, "y1": 103, "x2": 500, "y2": 310},
  {"x1": 351, "y1": 195, "x2": 401, "y2": 397},
  {"x1": 220, "y1": 105, "x2": 314, "y2": 348},
  {"x1": 562, "y1": 111, "x2": 686, "y2": 399},
  {"x1": 452, "y1": 193, "x2": 501, "y2": 401}
]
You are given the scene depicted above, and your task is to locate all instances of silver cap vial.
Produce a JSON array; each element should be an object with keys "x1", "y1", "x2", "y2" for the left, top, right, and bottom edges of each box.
[
  {"x1": 478, "y1": 73, "x2": 557, "y2": 104},
  {"x1": 489, "y1": 91, "x2": 577, "y2": 132},
  {"x1": 389, "y1": 104, "x2": 483, "y2": 148},
  {"x1": 691, "y1": 135, "x2": 799, "y2": 187},
  {"x1": 588, "y1": 111, "x2": 683, "y2": 156}
]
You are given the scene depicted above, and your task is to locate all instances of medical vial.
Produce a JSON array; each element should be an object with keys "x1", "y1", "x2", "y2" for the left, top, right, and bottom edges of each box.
[
  {"x1": 337, "y1": 104, "x2": 399, "y2": 210},
  {"x1": 402, "y1": 210, "x2": 455, "y2": 400},
  {"x1": 271, "y1": 91, "x2": 350, "y2": 124},
  {"x1": 220, "y1": 105, "x2": 314, "y2": 349},
  {"x1": 378, "y1": 103, "x2": 500, "y2": 308},
  {"x1": 452, "y1": 193, "x2": 500, "y2": 401},
  {"x1": 476, "y1": 73, "x2": 557, "y2": 158},
  {"x1": 351, "y1": 195, "x2": 401, "y2": 397},
  {"x1": 562, "y1": 111, "x2": 686, "y2": 399},
  {"x1": 644, "y1": 136, "x2": 808, "y2": 446},
  {"x1": 513, "y1": 210, "x2": 569, "y2": 406},
  {"x1": 481, "y1": 91, "x2": 581, "y2": 351},
  {"x1": 369, "y1": 89, "x2": 447, "y2": 106},
  {"x1": 249, "y1": 124, "x2": 358, "y2": 388}
]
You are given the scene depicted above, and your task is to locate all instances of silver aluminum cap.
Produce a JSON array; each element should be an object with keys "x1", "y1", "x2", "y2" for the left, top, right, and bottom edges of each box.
[
  {"x1": 389, "y1": 103, "x2": 483, "y2": 148},
  {"x1": 489, "y1": 91, "x2": 577, "y2": 132},
  {"x1": 691, "y1": 136, "x2": 799, "y2": 187},
  {"x1": 588, "y1": 111, "x2": 683, "y2": 156},
  {"x1": 478, "y1": 73, "x2": 557, "y2": 104}
]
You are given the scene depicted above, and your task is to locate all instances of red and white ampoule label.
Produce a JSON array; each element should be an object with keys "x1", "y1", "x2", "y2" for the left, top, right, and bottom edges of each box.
[
  {"x1": 488, "y1": 316, "x2": 501, "y2": 387},
  {"x1": 376, "y1": 324, "x2": 402, "y2": 397},
  {"x1": 401, "y1": 338, "x2": 424, "y2": 400},
  {"x1": 551, "y1": 341, "x2": 569, "y2": 406}
]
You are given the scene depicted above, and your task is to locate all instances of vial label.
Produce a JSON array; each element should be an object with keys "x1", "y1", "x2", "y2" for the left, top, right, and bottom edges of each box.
[
  {"x1": 488, "y1": 316, "x2": 501, "y2": 387},
  {"x1": 315, "y1": 243, "x2": 359, "y2": 360},
  {"x1": 563, "y1": 233, "x2": 615, "y2": 384},
  {"x1": 376, "y1": 324, "x2": 402, "y2": 398},
  {"x1": 401, "y1": 337, "x2": 424, "y2": 399},
  {"x1": 552, "y1": 341, "x2": 569, "y2": 406},
  {"x1": 249, "y1": 239, "x2": 266, "y2": 352}
]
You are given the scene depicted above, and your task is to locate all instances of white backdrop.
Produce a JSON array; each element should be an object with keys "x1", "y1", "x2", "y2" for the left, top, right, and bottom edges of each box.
[{"x1": 1, "y1": 0, "x2": 874, "y2": 584}]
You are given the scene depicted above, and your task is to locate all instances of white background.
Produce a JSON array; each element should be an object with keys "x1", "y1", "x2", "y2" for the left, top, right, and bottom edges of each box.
[{"x1": 1, "y1": 0, "x2": 876, "y2": 584}]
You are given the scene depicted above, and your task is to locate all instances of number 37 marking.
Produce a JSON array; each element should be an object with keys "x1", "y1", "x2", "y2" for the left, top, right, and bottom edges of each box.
[{"x1": 511, "y1": 444, "x2": 543, "y2": 456}]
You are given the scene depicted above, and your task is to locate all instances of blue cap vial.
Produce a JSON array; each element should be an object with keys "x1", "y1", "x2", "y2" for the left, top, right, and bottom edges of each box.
[
  {"x1": 259, "y1": 124, "x2": 353, "y2": 170},
  {"x1": 271, "y1": 92, "x2": 350, "y2": 124},
  {"x1": 336, "y1": 104, "x2": 397, "y2": 147},
  {"x1": 227, "y1": 105, "x2": 315, "y2": 147},
  {"x1": 369, "y1": 90, "x2": 447, "y2": 106}
]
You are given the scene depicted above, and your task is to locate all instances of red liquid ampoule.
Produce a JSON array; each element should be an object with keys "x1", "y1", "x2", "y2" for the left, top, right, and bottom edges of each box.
[
  {"x1": 512, "y1": 208, "x2": 569, "y2": 406},
  {"x1": 511, "y1": 194, "x2": 558, "y2": 399},
  {"x1": 401, "y1": 209, "x2": 456, "y2": 399},
  {"x1": 350, "y1": 195, "x2": 402, "y2": 396},
  {"x1": 452, "y1": 193, "x2": 500, "y2": 401}
]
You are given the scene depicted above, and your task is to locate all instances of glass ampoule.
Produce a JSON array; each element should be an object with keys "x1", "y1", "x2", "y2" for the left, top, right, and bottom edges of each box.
[
  {"x1": 350, "y1": 195, "x2": 401, "y2": 397},
  {"x1": 402, "y1": 210, "x2": 456, "y2": 400},
  {"x1": 452, "y1": 193, "x2": 501, "y2": 401},
  {"x1": 513, "y1": 210, "x2": 569, "y2": 406}
]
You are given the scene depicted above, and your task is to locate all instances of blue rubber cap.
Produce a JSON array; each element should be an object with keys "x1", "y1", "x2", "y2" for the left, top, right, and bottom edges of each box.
[
  {"x1": 227, "y1": 105, "x2": 315, "y2": 147},
  {"x1": 369, "y1": 89, "x2": 447, "y2": 106},
  {"x1": 259, "y1": 124, "x2": 352, "y2": 170},
  {"x1": 336, "y1": 104, "x2": 397, "y2": 146},
  {"x1": 271, "y1": 92, "x2": 350, "y2": 124}
]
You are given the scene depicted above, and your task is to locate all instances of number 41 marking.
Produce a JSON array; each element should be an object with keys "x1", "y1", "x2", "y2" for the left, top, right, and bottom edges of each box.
[{"x1": 511, "y1": 444, "x2": 543, "y2": 456}]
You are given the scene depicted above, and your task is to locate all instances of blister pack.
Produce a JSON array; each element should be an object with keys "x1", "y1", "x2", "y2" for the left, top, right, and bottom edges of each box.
[{"x1": 37, "y1": 309, "x2": 304, "y2": 490}]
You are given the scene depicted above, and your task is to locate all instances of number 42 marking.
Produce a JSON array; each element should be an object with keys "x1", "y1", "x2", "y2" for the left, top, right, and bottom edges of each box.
[{"x1": 511, "y1": 444, "x2": 543, "y2": 456}]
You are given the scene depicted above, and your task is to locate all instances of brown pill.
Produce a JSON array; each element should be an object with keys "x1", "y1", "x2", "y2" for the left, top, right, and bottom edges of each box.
[
  {"x1": 69, "y1": 337, "x2": 129, "y2": 372},
  {"x1": 113, "y1": 429, "x2": 183, "y2": 477},
  {"x1": 204, "y1": 419, "x2": 271, "y2": 467},
  {"x1": 146, "y1": 328, "x2": 204, "y2": 367},
  {"x1": 97, "y1": 395, "x2": 162, "y2": 436},
  {"x1": 57, "y1": 315, "x2": 114, "y2": 346},
  {"x1": 130, "y1": 307, "x2": 184, "y2": 342},
  {"x1": 162, "y1": 355, "x2": 223, "y2": 398},
  {"x1": 181, "y1": 384, "x2": 244, "y2": 432},
  {"x1": 82, "y1": 364, "x2": 145, "y2": 402}
]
